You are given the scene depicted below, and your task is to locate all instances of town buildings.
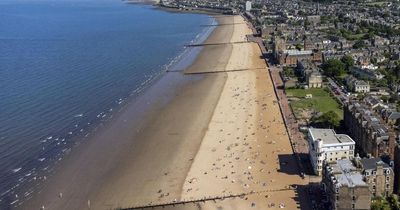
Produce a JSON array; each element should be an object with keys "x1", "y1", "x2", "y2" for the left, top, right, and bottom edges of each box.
[
  {"x1": 355, "y1": 157, "x2": 394, "y2": 197},
  {"x1": 307, "y1": 71, "x2": 323, "y2": 88},
  {"x1": 273, "y1": 38, "x2": 323, "y2": 66},
  {"x1": 297, "y1": 60, "x2": 323, "y2": 88},
  {"x1": 345, "y1": 76, "x2": 370, "y2": 93},
  {"x1": 344, "y1": 101, "x2": 396, "y2": 160},
  {"x1": 308, "y1": 128, "x2": 355, "y2": 175},
  {"x1": 322, "y1": 159, "x2": 371, "y2": 210}
]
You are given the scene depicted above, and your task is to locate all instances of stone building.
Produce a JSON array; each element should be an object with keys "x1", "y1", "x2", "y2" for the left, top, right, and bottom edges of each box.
[
  {"x1": 345, "y1": 76, "x2": 370, "y2": 93},
  {"x1": 381, "y1": 110, "x2": 400, "y2": 126},
  {"x1": 306, "y1": 15, "x2": 321, "y2": 26},
  {"x1": 296, "y1": 60, "x2": 323, "y2": 88},
  {"x1": 322, "y1": 159, "x2": 371, "y2": 210},
  {"x1": 307, "y1": 71, "x2": 323, "y2": 88},
  {"x1": 355, "y1": 157, "x2": 394, "y2": 197},
  {"x1": 308, "y1": 128, "x2": 355, "y2": 175},
  {"x1": 344, "y1": 101, "x2": 396, "y2": 160},
  {"x1": 394, "y1": 145, "x2": 400, "y2": 195}
]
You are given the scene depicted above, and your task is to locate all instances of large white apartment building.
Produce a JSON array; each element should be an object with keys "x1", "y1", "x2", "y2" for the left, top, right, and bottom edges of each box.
[{"x1": 308, "y1": 128, "x2": 356, "y2": 175}]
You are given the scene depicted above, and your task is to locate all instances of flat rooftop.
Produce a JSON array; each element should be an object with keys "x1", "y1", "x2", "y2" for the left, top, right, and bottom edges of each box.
[{"x1": 309, "y1": 128, "x2": 354, "y2": 144}]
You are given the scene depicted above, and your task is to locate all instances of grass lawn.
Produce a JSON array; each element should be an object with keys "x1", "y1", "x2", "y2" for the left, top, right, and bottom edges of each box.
[{"x1": 285, "y1": 88, "x2": 343, "y2": 120}]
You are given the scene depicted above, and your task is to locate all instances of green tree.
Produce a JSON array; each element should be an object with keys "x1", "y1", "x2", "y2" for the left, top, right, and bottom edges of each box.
[
  {"x1": 312, "y1": 111, "x2": 340, "y2": 128},
  {"x1": 341, "y1": 55, "x2": 354, "y2": 71},
  {"x1": 353, "y1": 39, "x2": 367, "y2": 49},
  {"x1": 321, "y1": 59, "x2": 346, "y2": 77},
  {"x1": 295, "y1": 43, "x2": 303, "y2": 50},
  {"x1": 387, "y1": 194, "x2": 400, "y2": 210},
  {"x1": 371, "y1": 196, "x2": 391, "y2": 210},
  {"x1": 381, "y1": 95, "x2": 389, "y2": 103}
]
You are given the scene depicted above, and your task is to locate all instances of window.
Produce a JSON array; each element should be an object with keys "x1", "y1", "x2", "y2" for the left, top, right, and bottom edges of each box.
[
  {"x1": 349, "y1": 151, "x2": 353, "y2": 155},
  {"x1": 386, "y1": 169, "x2": 391, "y2": 175},
  {"x1": 344, "y1": 151, "x2": 347, "y2": 154},
  {"x1": 352, "y1": 196, "x2": 356, "y2": 201},
  {"x1": 387, "y1": 184, "x2": 390, "y2": 189},
  {"x1": 386, "y1": 176, "x2": 390, "y2": 182},
  {"x1": 352, "y1": 203, "x2": 355, "y2": 209},
  {"x1": 335, "y1": 187, "x2": 339, "y2": 193},
  {"x1": 372, "y1": 170, "x2": 376, "y2": 175},
  {"x1": 365, "y1": 171, "x2": 370, "y2": 176}
]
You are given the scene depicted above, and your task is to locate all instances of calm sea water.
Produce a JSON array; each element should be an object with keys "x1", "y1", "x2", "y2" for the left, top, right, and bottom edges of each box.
[{"x1": 0, "y1": 0, "x2": 213, "y2": 207}]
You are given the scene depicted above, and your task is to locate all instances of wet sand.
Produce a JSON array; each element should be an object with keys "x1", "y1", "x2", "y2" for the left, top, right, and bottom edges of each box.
[{"x1": 18, "y1": 15, "x2": 308, "y2": 210}]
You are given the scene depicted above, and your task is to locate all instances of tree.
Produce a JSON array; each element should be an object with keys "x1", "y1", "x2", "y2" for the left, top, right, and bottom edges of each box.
[
  {"x1": 387, "y1": 194, "x2": 400, "y2": 210},
  {"x1": 295, "y1": 43, "x2": 303, "y2": 50},
  {"x1": 371, "y1": 196, "x2": 391, "y2": 210},
  {"x1": 381, "y1": 95, "x2": 389, "y2": 103},
  {"x1": 341, "y1": 55, "x2": 354, "y2": 71},
  {"x1": 312, "y1": 111, "x2": 340, "y2": 128},
  {"x1": 353, "y1": 39, "x2": 367, "y2": 49},
  {"x1": 321, "y1": 59, "x2": 346, "y2": 77}
]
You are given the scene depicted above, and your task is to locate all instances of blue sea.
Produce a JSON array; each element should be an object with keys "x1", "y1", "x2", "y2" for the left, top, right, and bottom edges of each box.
[{"x1": 0, "y1": 0, "x2": 214, "y2": 207}]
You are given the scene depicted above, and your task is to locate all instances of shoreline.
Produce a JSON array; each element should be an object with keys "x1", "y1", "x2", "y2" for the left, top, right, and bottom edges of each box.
[
  {"x1": 16, "y1": 8, "x2": 309, "y2": 210},
  {"x1": 16, "y1": 10, "x2": 230, "y2": 210},
  {"x1": 1, "y1": 5, "x2": 217, "y2": 209},
  {"x1": 153, "y1": 3, "x2": 233, "y2": 16}
]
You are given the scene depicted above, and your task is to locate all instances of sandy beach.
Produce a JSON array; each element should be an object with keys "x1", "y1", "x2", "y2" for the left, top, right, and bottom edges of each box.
[{"x1": 18, "y1": 14, "x2": 309, "y2": 210}]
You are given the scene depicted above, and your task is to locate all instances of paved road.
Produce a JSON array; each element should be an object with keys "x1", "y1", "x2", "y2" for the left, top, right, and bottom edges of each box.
[{"x1": 326, "y1": 77, "x2": 349, "y2": 105}]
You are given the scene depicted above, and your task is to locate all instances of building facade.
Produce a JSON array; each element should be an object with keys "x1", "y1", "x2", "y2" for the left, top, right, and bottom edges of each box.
[
  {"x1": 344, "y1": 102, "x2": 396, "y2": 160},
  {"x1": 355, "y1": 157, "x2": 394, "y2": 197},
  {"x1": 322, "y1": 159, "x2": 371, "y2": 210},
  {"x1": 308, "y1": 128, "x2": 355, "y2": 175},
  {"x1": 307, "y1": 71, "x2": 323, "y2": 88},
  {"x1": 393, "y1": 145, "x2": 400, "y2": 195},
  {"x1": 345, "y1": 76, "x2": 370, "y2": 93}
]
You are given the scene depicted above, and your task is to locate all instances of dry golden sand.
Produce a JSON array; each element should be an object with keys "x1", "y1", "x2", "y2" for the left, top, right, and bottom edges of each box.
[{"x1": 179, "y1": 16, "x2": 308, "y2": 209}]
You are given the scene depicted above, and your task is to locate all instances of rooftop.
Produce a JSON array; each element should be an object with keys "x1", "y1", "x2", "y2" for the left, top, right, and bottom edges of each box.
[
  {"x1": 328, "y1": 159, "x2": 368, "y2": 188},
  {"x1": 359, "y1": 157, "x2": 390, "y2": 171},
  {"x1": 309, "y1": 128, "x2": 355, "y2": 144}
]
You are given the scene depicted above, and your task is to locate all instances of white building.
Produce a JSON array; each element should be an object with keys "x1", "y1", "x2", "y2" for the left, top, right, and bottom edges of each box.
[
  {"x1": 308, "y1": 128, "x2": 355, "y2": 175},
  {"x1": 245, "y1": 1, "x2": 252, "y2": 11},
  {"x1": 345, "y1": 76, "x2": 370, "y2": 93}
]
